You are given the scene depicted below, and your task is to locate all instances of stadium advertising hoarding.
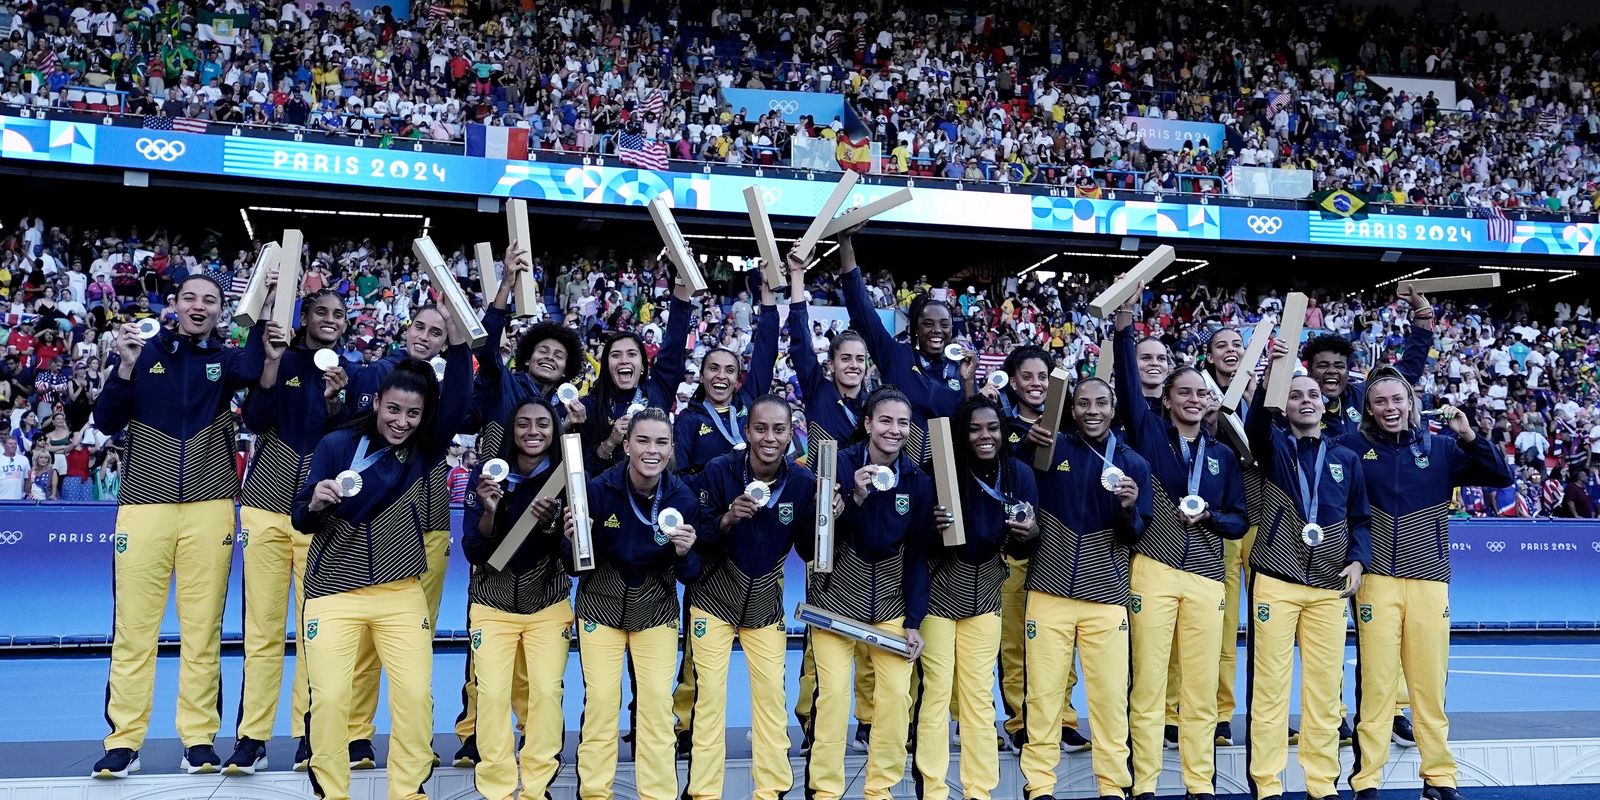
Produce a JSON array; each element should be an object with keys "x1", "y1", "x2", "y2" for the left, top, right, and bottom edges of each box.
[
  {"x1": 0, "y1": 506, "x2": 1595, "y2": 640},
  {"x1": 719, "y1": 88, "x2": 845, "y2": 126},
  {"x1": 1, "y1": 115, "x2": 1594, "y2": 259},
  {"x1": 1121, "y1": 116, "x2": 1227, "y2": 152}
]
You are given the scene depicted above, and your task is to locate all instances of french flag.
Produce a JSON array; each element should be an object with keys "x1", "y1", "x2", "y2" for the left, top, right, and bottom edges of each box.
[{"x1": 465, "y1": 123, "x2": 529, "y2": 160}]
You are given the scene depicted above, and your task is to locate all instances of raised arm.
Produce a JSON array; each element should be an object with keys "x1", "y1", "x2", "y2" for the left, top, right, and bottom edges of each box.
[
  {"x1": 648, "y1": 295, "x2": 694, "y2": 404},
  {"x1": 836, "y1": 234, "x2": 903, "y2": 377},
  {"x1": 1112, "y1": 322, "x2": 1161, "y2": 448},
  {"x1": 742, "y1": 301, "x2": 779, "y2": 405},
  {"x1": 429, "y1": 343, "x2": 474, "y2": 456},
  {"x1": 224, "y1": 321, "x2": 268, "y2": 389}
]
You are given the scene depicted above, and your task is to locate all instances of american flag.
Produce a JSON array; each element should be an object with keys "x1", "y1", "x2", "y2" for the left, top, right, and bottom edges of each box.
[
  {"x1": 1266, "y1": 90, "x2": 1292, "y2": 117},
  {"x1": 616, "y1": 131, "x2": 669, "y2": 170},
  {"x1": 1484, "y1": 204, "x2": 1516, "y2": 244},
  {"x1": 640, "y1": 89, "x2": 664, "y2": 117},
  {"x1": 143, "y1": 114, "x2": 208, "y2": 134},
  {"x1": 1222, "y1": 163, "x2": 1236, "y2": 192},
  {"x1": 428, "y1": 4, "x2": 451, "y2": 19}
]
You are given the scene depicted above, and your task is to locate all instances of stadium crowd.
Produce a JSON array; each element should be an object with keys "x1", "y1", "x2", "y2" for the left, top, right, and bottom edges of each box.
[
  {"x1": 0, "y1": 0, "x2": 1597, "y2": 210},
  {"x1": 1, "y1": 211, "x2": 1596, "y2": 516}
]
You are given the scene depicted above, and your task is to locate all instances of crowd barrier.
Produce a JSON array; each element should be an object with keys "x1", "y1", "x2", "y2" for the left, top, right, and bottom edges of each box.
[{"x1": 0, "y1": 503, "x2": 1595, "y2": 645}]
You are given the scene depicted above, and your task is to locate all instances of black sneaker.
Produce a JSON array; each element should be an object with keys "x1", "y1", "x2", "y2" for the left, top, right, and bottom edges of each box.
[
  {"x1": 849, "y1": 722, "x2": 871, "y2": 753},
  {"x1": 1215, "y1": 721, "x2": 1234, "y2": 745},
  {"x1": 181, "y1": 744, "x2": 222, "y2": 774},
  {"x1": 1310, "y1": 795, "x2": 1342, "y2": 800},
  {"x1": 348, "y1": 739, "x2": 377, "y2": 770},
  {"x1": 1186, "y1": 794, "x2": 1216, "y2": 800},
  {"x1": 452, "y1": 735, "x2": 478, "y2": 768},
  {"x1": 1163, "y1": 724, "x2": 1179, "y2": 750},
  {"x1": 1339, "y1": 717, "x2": 1355, "y2": 745},
  {"x1": 1423, "y1": 786, "x2": 1465, "y2": 800},
  {"x1": 1394, "y1": 713, "x2": 1417, "y2": 747},
  {"x1": 1355, "y1": 789, "x2": 1380, "y2": 799},
  {"x1": 222, "y1": 737, "x2": 268, "y2": 775},
  {"x1": 1008, "y1": 728, "x2": 1025, "y2": 752},
  {"x1": 1060, "y1": 726, "x2": 1091, "y2": 753},
  {"x1": 1135, "y1": 794, "x2": 1155, "y2": 800},
  {"x1": 675, "y1": 730, "x2": 692, "y2": 759},
  {"x1": 91, "y1": 748, "x2": 140, "y2": 779},
  {"x1": 293, "y1": 737, "x2": 310, "y2": 771}
]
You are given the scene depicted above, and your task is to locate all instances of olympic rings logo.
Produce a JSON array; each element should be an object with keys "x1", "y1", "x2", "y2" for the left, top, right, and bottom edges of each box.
[
  {"x1": 1486, "y1": 541, "x2": 1505, "y2": 552},
  {"x1": 0, "y1": 530, "x2": 22, "y2": 545},
  {"x1": 768, "y1": 99, "x2": 800, "y2": 115},
  {"x1": 135, "y1": 137, "x2": 186, "y2": 162},
  {"x1": 1591, "y1": 541, "x2": 1599, "y2": 552},
  {"x1": 1246, "y1": 214, "x2": 1284, "y2": 235},
  {"x1": 761, "y1": 188, "x2": 782, "y2": 206}
]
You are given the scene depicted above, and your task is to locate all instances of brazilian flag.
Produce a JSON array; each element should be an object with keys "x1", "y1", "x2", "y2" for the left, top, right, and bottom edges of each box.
[{"x1": 1312, "y1": 189, "x2": 1368, "y2": 219}]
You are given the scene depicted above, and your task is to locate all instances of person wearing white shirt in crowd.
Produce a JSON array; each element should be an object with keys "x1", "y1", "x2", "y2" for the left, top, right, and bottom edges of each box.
[{"x1": 0, "y1": 435, "x2": 28, "y2": 500}]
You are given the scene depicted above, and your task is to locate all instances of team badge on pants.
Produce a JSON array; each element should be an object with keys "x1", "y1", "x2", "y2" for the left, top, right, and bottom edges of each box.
[{"x1": 306, "y1": 620, "x2": 319, "y2": 641}]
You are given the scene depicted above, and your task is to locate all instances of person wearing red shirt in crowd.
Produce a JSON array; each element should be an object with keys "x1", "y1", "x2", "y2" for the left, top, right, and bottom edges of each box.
[{"x1": 7, "y1": 320, "x2": 36, "y2": 357}]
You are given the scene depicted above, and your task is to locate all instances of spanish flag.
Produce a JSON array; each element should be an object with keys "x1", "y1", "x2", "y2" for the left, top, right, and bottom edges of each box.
[
  {"x1": 1312, "y1": 188, "x2": 1367, "y2": 219},
  {"x1": 836, "y1": 136, "x2": 872, "y2": 174}
]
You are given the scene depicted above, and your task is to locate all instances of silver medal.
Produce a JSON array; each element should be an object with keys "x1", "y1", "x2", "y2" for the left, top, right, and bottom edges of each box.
[
  {"x1": 313, "y1": 348, "x2": 340, "y2": 371},
  {"x1": 1301, "y1": 523, "x2": 1324, "y2": 548},
  {"x1": 135, "y1": 318, "x2": 162, "y2": 339},
  {"x1": 556, "y1": 382, "x2": 581, "y2": 404},
  {"x1": 987, "y1": 371, "x2": 1009, "y2": 390},
  {"x1": 626, "y1": 402, "x2": 647, "y2": 416},
  {"x1": 943, "y1": 343, "x2": 966, "y2": 362},
  {"x1": 335, "y1": 470, "x2": 364, "y2": 498},
  {"x1": 482, "y1": 458, "x2": 510, "y2": 483},
  {"x1": 871, "y1": 465, "x2": 897, "y2": 491},
  {"x1": 657, "y1": 507, "x2": 684, "y2": 532},
  {"x1": 429, "y1": 356, "x2": 447, "y2": 381},
  {"x1": 1004, "y1": 500, "x2": 1033, "y2": 523},
  {"x1": 745, "y1": 481, "x2": 771, "y2": 505},
  {"x1": 1100, "y1": 466, "x2": 1125, "y2": 492},
  {"x1": 1179, "y1": 494, "x2": 1208, "y2": 518}
]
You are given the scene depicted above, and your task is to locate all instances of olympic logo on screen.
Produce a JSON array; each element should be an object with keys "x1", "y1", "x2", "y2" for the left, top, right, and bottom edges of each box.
[
  {"x1": 1486, "y1": 541, "x2": 1505, "y2": 552},
  {"x1": 135, "y1": 137, "x2": 187, "y2": 162},
  {"x1": 768, "y1": 99, "x2": 800, "y2": 115},
  {"x1": 0, "y1": 530, "x2": 22, "y2": 545},
  {"x1": 1246, "y1": 214, "x2": 1284, "y2": 235}
]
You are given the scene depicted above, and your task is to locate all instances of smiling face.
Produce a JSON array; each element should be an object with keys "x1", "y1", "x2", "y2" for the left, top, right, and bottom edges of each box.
[
  {"x1": 1309, "y1": 348, "x2": 1350, "y2": 401},
  {"x1": 1073, "y1": 379, "x2": 1115, "y2": 440},
  {"x1": 1164, "y1": 370, "x2": 1210, "y2": 427},
  {"x1": 865, "y1": 398, "x2": 912, "y2": 460},
  {"x1": 1286, "y1": 375, "x2": 1326, "y2": 431},
  {"x1": 745, "y1": 401, "x2": 792, "y2": 471},
  {"x1": 830, "y1": 338, "x2": 868, "y2": 390},
  {"x1": 1011, "y1": 356, "x2": 1050, "y2": 409},
  {"x1": 606, "y1": 337, "x2": 644, "y2": 391},
  {"x1": 624, "y1": 418, "x2": 673, "y2": 480},
  {"x1": 967, "y1": 405, "x2": 1003, "y2": 463},
  {"x1": 1367, "y1": 377, "x2": 1413, "y2": 434},
  {"x1": 1136, "y1": 338, "x2": 1170, "y2": 392},
  {"x1": 701, "y1": 350, "x2": 740, "y2": 405},
  {"x1": 375, "y1": 387, "x2": 425, "y2": 446},
  {"x1": 1209, "y1": 329, "x2": 1244, "y2": 380},
  {"x1": 511, "y1": 403, "x2": 555, "y2": 460},
  {"x1": 175, "y1": 278, "x2": 222, "y2": 337},
  {"x1": 526, "y1": 338, "x2": 568, "y2": 385},
  {"x1": 403, "y1": 307, "x2": 448, "y2": 360},
  {"x1": 303, "y1": 293, "x2": 348, "y2": 348},
  {"x1": 915, "y1": 303, "x2": 953, "y2": 359}
]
